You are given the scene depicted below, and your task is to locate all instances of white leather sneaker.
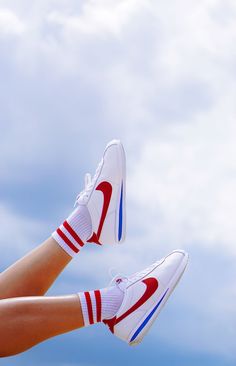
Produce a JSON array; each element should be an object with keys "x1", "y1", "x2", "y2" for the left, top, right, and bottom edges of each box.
[
  {"x1": 104, "y1": 250, "x2": 188, "y2": 345},
  {"x1": 76, "y1": 139, "x2": 126, "y2": 245}
]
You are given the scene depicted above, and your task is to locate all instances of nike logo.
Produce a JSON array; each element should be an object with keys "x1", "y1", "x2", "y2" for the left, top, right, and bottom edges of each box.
[
  {"x1": 129, "y1": 287, "x2": 169, "y2": 343},
  {"x1": 104, "y1": 277, "x2": 159, "y2": 333},
  {"x1": 88, "y1": 181, "x2": 112, "y2": 245},
  {"x1": 118, "y1": 182, "x2": 123, "y2": 241}
]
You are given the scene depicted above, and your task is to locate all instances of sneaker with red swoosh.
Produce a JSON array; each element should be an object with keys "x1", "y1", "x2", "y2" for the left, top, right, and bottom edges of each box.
[
  {"x1": 103, "y1": 250, "x2": 188, "y2": 345},
  {"x1": 75, "y1": 139, "x2": 126, "y2": 245}
]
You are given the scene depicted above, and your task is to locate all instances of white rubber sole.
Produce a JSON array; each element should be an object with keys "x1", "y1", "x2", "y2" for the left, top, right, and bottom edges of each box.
[{"x1": 128, "y1": 250, "x2": 189, "y2": 345}]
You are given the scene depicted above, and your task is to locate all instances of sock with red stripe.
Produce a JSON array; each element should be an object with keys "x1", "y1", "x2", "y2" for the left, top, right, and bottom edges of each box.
[
  {"x1": 78, "y1": 285, "x2": 124, "y2": 326},
  {"x1": 52, "y1": 206, "x2": 92, "y2": 257}
]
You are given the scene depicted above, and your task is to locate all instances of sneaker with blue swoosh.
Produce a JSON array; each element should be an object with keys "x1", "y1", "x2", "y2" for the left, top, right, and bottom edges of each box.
[
  {"x1": 76, "y1": 139, "x2": 126, "y2": 245},
  {"x1": 103, "y1": 250, "x2": 188, "y2": 345}
]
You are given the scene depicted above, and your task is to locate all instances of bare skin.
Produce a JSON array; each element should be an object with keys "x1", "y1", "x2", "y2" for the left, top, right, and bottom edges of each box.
[
  {"x1": 0, "y1": 237, "x2": 71, "y2": 299},
  {"x1": 0, "y1": 295, "x2": 84, "y2": 357},
  {"x1": 0, "y1": 237, "x2": 86, "y2": 357}
]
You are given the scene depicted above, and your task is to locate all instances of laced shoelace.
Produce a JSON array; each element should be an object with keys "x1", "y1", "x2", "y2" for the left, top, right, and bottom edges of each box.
[
  {"x1": 74, "y1": 158, "x2": 104, "y2": 206},
  {"x1": 109, "y1": 261, "x2": 161, "y2": 288},
  {"x1": 126, "y1": 262, "x2": 158, "y2": 284},
  {"x1": 109, "y1": 274, "x2": 127, "y2": 287}
]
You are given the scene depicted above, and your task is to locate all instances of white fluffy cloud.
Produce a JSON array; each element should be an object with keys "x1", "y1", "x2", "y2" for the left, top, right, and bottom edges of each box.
[
  {"x1": 0, "y1": 204, "x2": 44, "y2": 267},
  {"x1": 47, "y1": 0, "x2": 145, "y2": 37},
  {"x1": 0, "y1": 0, "x2": 236, "y2": 362},
  {"x1": 0, "y1": 8, "x2": 26, "y2": 36},
  {"x1": 129, "y1": 103, "x2": 236, "y2": 256}
]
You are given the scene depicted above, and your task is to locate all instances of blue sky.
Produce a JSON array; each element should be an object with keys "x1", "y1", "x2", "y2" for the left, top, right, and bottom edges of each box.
[{"x1": 0, "y1": 0, "x2": 236, "y2": 365}]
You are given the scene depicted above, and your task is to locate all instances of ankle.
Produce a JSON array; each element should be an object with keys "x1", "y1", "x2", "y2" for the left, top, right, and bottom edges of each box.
[{"x1": 52, "y1": 206, "x2": 92, "y2": 257}]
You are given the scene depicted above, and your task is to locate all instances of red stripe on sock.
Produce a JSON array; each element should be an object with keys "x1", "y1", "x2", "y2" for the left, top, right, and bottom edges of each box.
[
  {"x1": 63, "y1": 221, "x2": 84, "y2": 247},
  {"x1": 94, "y1": 290, "x2": 102, "y2": 322},
  {"x1": 85, "y1": 292, "x2": 94, "y2": 324},
  {"x1": 56, "y1": 228, "x2": 79, "y2": 253}
]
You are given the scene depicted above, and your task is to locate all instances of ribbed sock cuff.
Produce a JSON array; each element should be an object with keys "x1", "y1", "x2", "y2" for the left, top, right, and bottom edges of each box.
[
  {"x1": 78, "y1": 286, "x2": 124, "y2": 327},
  {"x1": 52, "y1": 206, "x2": 92, "y2": 257}
]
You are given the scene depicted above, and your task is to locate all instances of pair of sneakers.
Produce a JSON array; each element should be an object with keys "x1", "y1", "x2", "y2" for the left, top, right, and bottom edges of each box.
[{"x1": 73, "y1": 140, "x2": 188, "y2": 345}]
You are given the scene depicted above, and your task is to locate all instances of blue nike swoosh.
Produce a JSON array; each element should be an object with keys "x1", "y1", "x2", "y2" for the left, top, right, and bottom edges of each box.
[
  {"x1": 129, "y1": 288, "x2": 169, "y2": 343},
  {"x1": 118, "y1": 182, "x2": 123, "y2": 241}
]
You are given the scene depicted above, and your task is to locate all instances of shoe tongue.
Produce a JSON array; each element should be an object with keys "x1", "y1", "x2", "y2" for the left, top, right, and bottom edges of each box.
[
  {"x1": 85, "y1": 173, "x2": 92, "y2": 188},
  {"x1": 75, "y1": 173, "x2": 92, "y2": 206}
]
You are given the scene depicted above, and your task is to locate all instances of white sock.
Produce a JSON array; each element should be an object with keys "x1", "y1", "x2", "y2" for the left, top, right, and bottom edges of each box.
[
  {"x1": 52, "y1": 205, "x2": 92, "y2": 257},
  {"x1": 79, "y1": 285, "x2": 124, "y2": 326}
]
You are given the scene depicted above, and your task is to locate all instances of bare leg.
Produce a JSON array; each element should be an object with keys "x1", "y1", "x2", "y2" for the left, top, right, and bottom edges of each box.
[
  {"x1": 0, "y1": 295, "x2": 84, "y2": 357},
  {"x1": 0, "y1": 238, "x2": 71, "y2": 299}
]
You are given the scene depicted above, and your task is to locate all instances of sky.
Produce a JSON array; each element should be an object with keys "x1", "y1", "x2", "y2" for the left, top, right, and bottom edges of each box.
[{"x1": 0, "y1": 0, "x2": 236, "y2": 365}]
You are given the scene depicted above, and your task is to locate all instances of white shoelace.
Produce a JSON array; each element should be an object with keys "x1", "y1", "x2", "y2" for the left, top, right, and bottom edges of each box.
[
  {"x1": 74, "y1": 158, "x2": 104, "y2": 206},
  {"x1": 110, "y1": 261, "x2": 162, "y2": 289}
]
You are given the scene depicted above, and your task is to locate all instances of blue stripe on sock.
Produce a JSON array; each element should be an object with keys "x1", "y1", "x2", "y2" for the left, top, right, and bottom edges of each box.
[
  {"x1": 118, "y1": 182, "x2": 123, "y2": 241},
  {"x1": 129, "y1": 288, "x2": 169, "y2": 343}
]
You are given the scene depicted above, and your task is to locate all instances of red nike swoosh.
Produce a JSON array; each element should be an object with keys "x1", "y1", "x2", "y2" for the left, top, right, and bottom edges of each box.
[
  {"x1": 88, "y1": 181, "x2": 112, "y2": 245},
  {"x1": 103, "y1": 277, "x2": 158, "y2": 333}
]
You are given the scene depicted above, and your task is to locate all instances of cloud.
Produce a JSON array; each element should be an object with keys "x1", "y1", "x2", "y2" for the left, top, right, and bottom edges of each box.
[
  {"x1": 0, "y1": 8, "x2": 26, "y2": 36},
  {"x1": 128, "y1": 101, "x2": 236, "y2": 256},
  {"x1": 0, "y1": 0, "x2": 236, "y2": 364},
  {"x1": 47, "y1": 0, "x2": 146, "y2": 38},
  {"x1": 0, "y1": 203, "x2": 44, "y2": 269}
]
